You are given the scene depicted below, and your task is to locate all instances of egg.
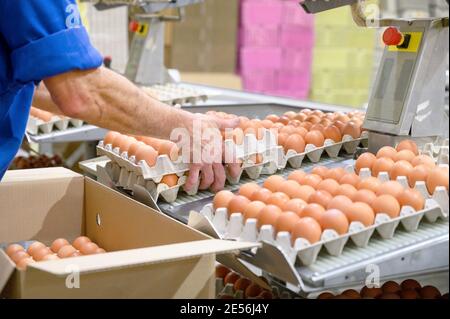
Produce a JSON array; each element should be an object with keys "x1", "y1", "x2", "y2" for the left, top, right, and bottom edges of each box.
[
  {"x1": 158, "y1": 141, "x2": 179, "y2": 162},
  {"x1": 396, "y1": 140, "x2": 419, "y2": 155},
  {"x1": 224, "y1": 272, "x2": 241, "y2": 285},
  {"x1": 227, "y1": 195, "x2": 251, "y2": 216},
  {"x1": 306, "y1": 115, "x2": 321, "y2": 124},
  {"x1": 339, "y1": 173, "x2": 360, "y2": 187},
  {"x1": 245, "y1": 284, "x2": 263, "y2": 298},
  {"x1": 376, "y1": 146, "x2": 397, "y2": 160},
  {"x1": 10, "y1": 250, "x2": 31, "y2": 264},
  {"x1": 344, "y1": 202, "x2": 375, "y2": 226},
  {"x1": 50, "y1": 238, "x2": 70, "y2": 253},
  {"x1": 33, "y1": 247, "x2": 53, "y2": 261},
  {"x1": 71, "y1": 251, "x2": 83, "y2": 257},
  {"x1": 336, "y1": 113, "x2": 350, "y2": 123},
  {"x1": 104, "y1": 131, "x2": 120, "y2": 146},
  {"x1": 336, "y1": 184, "x2": 358, "y2": 198},
  {"x1": 300, "y1": 121, "x2": 313, "y2": 131},
  {"x1": 327, "y1": 195, "x2": 353, "y2": 213},
  {"x1": 266, "y1": 192, "x2": 291, "y2": 208},
  {"x1": 420, "y1": 286, "x2": 441, "y2": 299},
  {"x1": 333, "y1": 120, "x2": 346, "y2": 133},
  {"x1": 277, "y1": 133, "x2": 289, "y2": 146},
  {"x1": 80, "y1": 242, "x2": 99, "y2": 255},
  {"x1": 278, "y1": 116, "x2": 290, "y2": 125},
  {"x1": 266, "y1": 114, "x2": 280, "y2": 123},
  {"x1": 42, "y1": 254, "x2": 60, "y2": 261},
  {"x1": 326, "y1": 167, "x2": 347, "y2": 182},
  {"x1": 342, "y1": 289, "x2": 362, "y2": 299},
  {"x1": 27, "y1": 241, "x2": 46, "y2": 256},
  {"x1": 282, "y1": 198, "x2": 307, "y2": 216},
  {"x1": 372, "y1": 157, "x2": 395, "y2": 177},
  {"x1": 280, "y1": 125, "x2": 297, "y2": 135},
  {"x1": 394, "y1": 150, "x2": 416, "y2": 163},
  {"x1": 377, "y1": 180, "x2": 404, "y2": 199},
  {"x1": 300, "y1": 203, "x2": 325, "y2": 222},
  {"x1": 16, "y1": 258, "x2": 35, "y2": 270},
  {"x1": 318, "y1": 292, "x2": 335, "y2": 299},
  {"x1": 226, "y1": 128, "x2": 245, "y2": 145},
  {"x1": 161, "y1": 174, "x2": 179, "y2": 187},
  {"x1": 112, "y1": 134, "x2": 127, "y2": 149},
  {"x1": 293, "y1": 127, "x2": 308, "y2": 137},
  {"x1": 275, "y1": 212, "x2": 301, "y2": 233},
  {"x1": 284, "y1": 134, "x2": 306, "y2": 153},
  {"x1": 118, "y1": 136, "x2": 136, "y2": 154},
  {"x1": 401, "y1": 279, "x2": 421, "y2": 291},
  {"x1": 411, "y1": 155, "x2": 436, "y2": 169},
  {"x1": 379, "y1": 293, "x2": 401, "y2": 299},
  {"x1": 382, "y1": 281, "x2": 401, "y2": 294},
  {"x1": 310, "y1": 124, "x2": 325, "y2": 135},
  {"x1": 287, "y1": 170, "x2": 307, "y2": 184},
  {"x1": 390, "y1": 160, "x2": 413, "y2": 180},
  {"x1": 342, "y1": 122, "x2": 361, "y2": 139},
  {"x1": 426, "y1": 166, "x2": 449, "y2": 194},
  {"x1": 276, "y1": 180, "x2": 299, "y2": 198},
  {"x1": 216, "y1": 265, "x2": 231, "y2": 279},
  {"x1": 234, "y1": 278, "x2": 252, "y2": 292},
  {"x1": 352, "y1": 189, "x2": 377, "y2": 206},
  {"x1": 323, "y1": 125, "x2": 342, "y2": 142},
  {"x1": 316, "y1": 179, "x2": 340, "y2": 196},
  {"x1": 360, "y1": 287, "x2": 383, "y2": 299},
  {"x1": 357, "y1": 177, "x2": 382, "y2": 193},
  {"x1": 6, "y1": 244, "x2": 24, "y2": 257},
  {"x1": 261, "y1": 120, "x2": 274, "y2": 129},
  {"x1": 57, "y1": 245, "x2": 78, "y2": 258},
  {"x1": 95, "y1": 248, "x2": 106, "y2": 254},
  {"x1": 135, "y1": 145, "x2": 158, "y2": 167},
  {"x1": 258, "y1": 205, "x2": 282, "y2": 228},
  {"x1": 294, "y1": 185, "x2": 316, "y2": 202},
  {"x1": 398, "y1": 188, "x2": 425, "y2": 211},
  {"x1": 295, "y1": 113, "x2": 308, "y2": 121},
  {"x1": 263, "y1": 175, "x2": 285, "y2": 192},
  {"x1": 73, "y1": 236, "x2": 92, "y2": 250},
  {"x1": 299, "y1": 174, "x2": 323, "y2": 188},
  {"x1": 243, "y1": 201, "x2": 266, "y2": 220},
  {"x1": 372, "y1": 195, "x2": 401, "y2": 218},
  {"x1": 128, "y1": 141, "x2": 146, "y2": 158},
  {"x1": 355, "y1": 153, "x2": 377, "y2": 174},
  {"x1": 251, "y1": 188, "x2": 273, "y2": 203},
  {"x1": 305, "y1": 130, "x2": 325, "y2": 147},
  {"x1": 320, "y1": 209, "x2": 349, "y2": 235},
  {"x1": 239, "y1": 183, "x2": 261, "y2": 199},
  {"x1": 311, "y1": 166, "x2": 329, "y2": 178},
  {"x1": 400, "y1": 290, "x2": 420, "y2": 299},
  {"x1": 308, "y1": 190, "x2": 333, "y2": 208},
  {"x1": 291, "y1": 217, "x2": 322, "y2": 244}
]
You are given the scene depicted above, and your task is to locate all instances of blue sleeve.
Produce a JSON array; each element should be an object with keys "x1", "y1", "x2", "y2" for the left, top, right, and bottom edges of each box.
[{"x1": 0, "y1": 0, "x2": 103, "y2": 84}]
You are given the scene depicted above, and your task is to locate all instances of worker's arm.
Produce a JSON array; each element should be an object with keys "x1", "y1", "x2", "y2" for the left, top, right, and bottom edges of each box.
[{"x1": 32, "y1": 83, "x2": 63, "y2": 116}]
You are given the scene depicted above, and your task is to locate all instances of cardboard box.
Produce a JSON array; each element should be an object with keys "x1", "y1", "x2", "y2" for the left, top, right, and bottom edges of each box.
[{"x1": 0, "y1": 168, "x2": 256, "y2": 299}]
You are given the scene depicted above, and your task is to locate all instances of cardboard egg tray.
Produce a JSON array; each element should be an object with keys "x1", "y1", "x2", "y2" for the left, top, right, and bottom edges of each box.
[
  {"x1": 197, "y1": 167, "x2": 448, "y2": 267},
  {"x1": 421, "y1": 138, "x2": 449, "y2": 165},
  {"x1": 216, "y1": 278, "x2": 297, "y2": 300},
  {"x1": 141, "y1": 83, "x2": 208, "y2": 106},
  {"x1": 27, "y1": 115, "x2": 85, "y2": 135}
]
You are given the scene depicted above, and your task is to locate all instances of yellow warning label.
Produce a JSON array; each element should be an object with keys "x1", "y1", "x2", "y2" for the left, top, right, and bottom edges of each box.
[
  {"x1": 388, "y1": 32, "x2": 423, "y2": 53},
  {"x1": 137, "y1": 23, "x2": 149, "y2": 37}
]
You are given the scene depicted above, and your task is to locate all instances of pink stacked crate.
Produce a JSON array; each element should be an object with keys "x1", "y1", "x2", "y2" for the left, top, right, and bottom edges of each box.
[{"x1": 239, "y1": 0, "x2": 314, "y2": 99}]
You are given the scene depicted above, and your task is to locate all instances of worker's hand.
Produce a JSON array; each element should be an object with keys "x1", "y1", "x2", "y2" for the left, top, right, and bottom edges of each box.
[{"x1": 179, "y1": 113, "x2": 241, "y2": 193}]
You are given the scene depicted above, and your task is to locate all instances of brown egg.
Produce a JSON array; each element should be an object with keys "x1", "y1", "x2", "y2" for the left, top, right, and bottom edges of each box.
[
  {"x1": 342, "y1": 289, "x2": 362, "y2": 299},
  {"x1": 16, "y1": 258, "x2": 35, "y2": 270},
  {"x1": 135, "y1": 145, "x2": 158, "y2": 167},
  {"x1": 344, "y1": 202, "x2": 375, "y2": 226},
  {"x1": 261, "y1": 120, "x2": 274, "y2": 129},
  {"x1": 42, "y1": 254, "x2": 60, "y2": 261},
  {"x1": 80, "y1": 242, "x2": 99, "y2": 255},
  {"x1": 352, "y1": 189, "x2": 377, "y2": 206},
  {"x1": 251, "y1": 188, "x2": 273, "y2": 203},
  {"x1": 104, "y1": 131, "x2": 120, "y2": 146},
  {"x1": 308, "y1": 190, "x2": 333, "y2": 208},
  {"x1": 305, "y1": 130, "x2": 325, "y2": 147},
  {"x1": 323, "y1": 125, "x2": 342, "y2": 142},
  {"x1": 300, "y1": 203, "x2": 326, "y2": 222},
  {"x1": 161, "y1": 174, "x2": 179, "y2": 187},
  {"x1": 327, "y1": 195, "x2": 353, "y2": 213},
  {"x1": 420, "y1": 286, "x2": 441, "y2": 299},
  {"x1": 333, "y1": 120, "x2": 346, "y2": 134},
  {"x1": 291, "y1": 217, "x2": 322, "y2": 244},
  {"x1": 357, "y1": 177, "x2": 382, "y2": 193},
  {"x1": 10, "y1": 251, "x2": 31, "y2": 264},
  {"x1": 306, "y1": 115, "x2": 321, "y2": 124},
  {"x1": 267, "y1": 192, "x2": 291, "y2": 208},
  {"x1": 57, "y1": 245, "x2": 78, "y2": 258},
  {"x1": 320, "y1": 209, "x2": 349, "y2": 235},
  {"x1": 382, "y1": 281, "x2": 401, "y2": 294},
  {"x1": 216, "y1": 265, "x2": 231, "y2": 279},
  {"x1": 355, "y1": 153, "x2": 377, "y2": 174},
  {"x1": 360, "y1": 286, "x2": 383, "y2": 299},
  {"x1": 401, "y1": 279, "x2": 421, "y2": 291},
  {"x1": 390, "y1": 160, "x2": 414, "y2": 180},
  {"x1": 310, "y1": 124, "x2": 325, "y2": 135},
  {"x1": 283, "y1": 198, "x2": 307, "y2": 217},
  {"x1": 118, "y1": 136, "x2": 136, "y2": 154},
  {"x1": 411, "y1": 155, "x2": 436, "y2": 169},
  {"x1": 400, "y1": 289, "x2": 420, "y2": 299},
  {"x1": 278, "y1": 116, "x2": 290, "y2": 125},
  {"x1": 426, "y1": 166, "x2": 449, "y2": 194},
  {"x1": 51, "y1": 238, "x2": 70, "y2": 253},
  {"x1": 226, "y1": 128, "x2": 245, "y2": 145},
  {"x1": 408, "y1": 164, "x2": 431, "y2": 187},
  {"x1": 299, "y1": 174, "x2": 323, "y2": 189},
  {"x1": 339, "y1": 173, "x2": 360, "y2": 187},
  {"x1": 342, "y1": 122, "x2": 361, "y2": 139},
  {"x1": 284, "y1": 134, "x2": 306, "y2": 153},
  {"x1": 396, "y1": 140, "x2": 419, "y2": 155},
  {"x1": 279, "y1": 180, "x2": 301, "y2": 199},
  {"x1": 295, "y1": 185, "x2": 316, "y2": 202},
  {"x1": 325, "y1": 167, "x2": 347, "y2": 182},
  {"x1": 213, "y1": 190, "x2": 235, "y2": 210},
  {"x1": 300, "y1": 121, "x2": 313, "y2": 131},
  {"x1": 288, "y1": 170, "x2": 307, "y2": 184},
  {"x1": 295, "y1": 113, "x2": 308, "y2": 121},
  {"x1": 27, "y1": 241, "x2": 46, "y2": 256},
  {"x1": 336, "y1": 184, "x2": 358, "y2": 198},
  {"x1": 258, "y1": 205, "x2": 282, "y2": 228},
  {"x1": 280, "y1": 125, "x2": 297, "y2": 135},
  {"x1": 372, "y1": 157, "x2": 395, "y2": 177},
  {"x1": 228, "y1": 195, "x2": 251, "y2": 216},
  {"x1": 377, "y1": 180, "x2": 404, "y2": 199},
  {"x1": 94, "y1": 248, "x2": 106, "y2": 254},
  {"x1": 127, "y1": 141, "x2": 146, "y2": 158},
  {"x1": 224, "y1": 272, "x2": 241, "y2": 285},
  {"x1": 379, "y1": 293, "x2": 400, "y2": 299},
  {"x1": 245, "y1": 284, "x2": 263, "y2": 298},
  {"x1": 394, "y1": 150, "x2": 416, "y2": 163},
  {"x1": 372, "y1": 195, "x2": 401, "y2": 218},
  {"x1": 112, "y1": 134, "x2": 127, "y2": 149},
  {"x1": 398, "y1": 188, "x2": 425, "y2": 211},
  {"x1": 266, "y1": 114, "x2": 280, "y2": 123},
  {"x1": 317, "y1": 292, "x2": 335, "y2": 299},
  {"x1": 311, "y1": 166, "x2": 329, "y2": 178},
  {"x1": 239, "y1": 183, "x2": 261, "y2": 199},
  {"x1": 33, "y1": 247, "x2": 53, "y2": 261},
  {"x1": 336, "y1": 113, "x2": 350, "y2": 123},
  {"x1": 158, "y1": 141, "x2": 179, "y2": 162},
  {"x1": 243, "y1": 201, "x2": 266, "y2": 220},
  {"x1": 293, "y1": 126, "x2": 308, "y2": 137},
  {"x1": 263, "y1": 175, "x2": 286, "y2": 192},
  {"x1": 317, "y1": 179, "x2": 340, "y2": 196},
  {"x1": 276, "y1": 211, "x2": 301, "y2": 233},
  {"x1": 73, "y1": 236, "x2": 92, "y2": 250},
  {"x1": 6, "y1": 244, "x2": 25, "y2": 257},
  {"x1": 376, "y1": 146, "x2": 397, "y2": 160}
]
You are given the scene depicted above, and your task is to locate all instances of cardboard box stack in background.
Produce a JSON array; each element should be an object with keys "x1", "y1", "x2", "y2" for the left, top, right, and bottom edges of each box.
[
  {"x1": 239, "y1": 0, "x2": 314, "y2": 99},
  {"x1": 309, "y1": 4, "x2": 377, "y2": 108}
]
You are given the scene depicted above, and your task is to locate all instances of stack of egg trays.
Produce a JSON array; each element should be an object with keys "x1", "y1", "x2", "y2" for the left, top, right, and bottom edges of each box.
[
  {"x1": 215, "y1": 278, "x2": 296, "y2": 300},
  {"x1": 421, "y1": 137, "x2": 449, "y2": 165},
  {"x1": 198, "y1": 165, "x2": 448, "y2": 267},
  {"x1": 142, "y1": 84, "x2": 208, "y2": 106},
  {"x1": 27, "y1": 115, "x2": 84, "y2": 135}
]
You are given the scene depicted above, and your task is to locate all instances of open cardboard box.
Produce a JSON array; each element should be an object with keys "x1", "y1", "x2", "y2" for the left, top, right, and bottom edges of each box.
[{"x1": 0, "y1": 168, "x2": 257, "y2": 299}]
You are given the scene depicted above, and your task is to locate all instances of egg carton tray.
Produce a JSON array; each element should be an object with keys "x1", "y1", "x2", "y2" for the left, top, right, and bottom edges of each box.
[
  {"x1": 27, "y1": 115, "x2": 85, "y2": 135},
  {"x1": 141, "y1": 84, "x2": 208, "y2": 106},
  {"x1": 421, "y1": 138, "x2": 449, "y2": 165},
  {"x1": 216, "y1": 278, "x2": 299, "y2": 300}
]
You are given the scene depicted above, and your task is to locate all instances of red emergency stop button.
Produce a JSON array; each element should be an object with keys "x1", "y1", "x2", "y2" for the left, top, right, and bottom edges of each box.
[
  {"x1": 383, "y1": 27, "x2": 404, "y2": 46},
  {"x1": 129, "y1": 20, "x2": 139, "y2": 33}
]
